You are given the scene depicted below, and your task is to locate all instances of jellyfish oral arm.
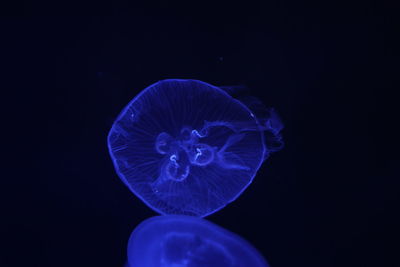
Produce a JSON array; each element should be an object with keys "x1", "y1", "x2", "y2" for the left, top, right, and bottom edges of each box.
[
  {"x1": 155, "y1": 125, "x2": 251, "y2": 178},
  {"x1": 155, "y1": 132, "x2": 173, "y2": 154},
  {"x1": 164, "y1": 154, "x2": 191, "y2": 182},
  {"x1": 187, "y1": 143, "x2": 215, "y2": 166}
]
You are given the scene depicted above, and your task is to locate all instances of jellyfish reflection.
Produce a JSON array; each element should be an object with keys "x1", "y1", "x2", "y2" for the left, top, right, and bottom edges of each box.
[
  {"x1": 127, "y1": 215, "x2": 269, "y2": 267},
  {"x1": 108, "y1": 79, "x2": 283, "y2": 216}
]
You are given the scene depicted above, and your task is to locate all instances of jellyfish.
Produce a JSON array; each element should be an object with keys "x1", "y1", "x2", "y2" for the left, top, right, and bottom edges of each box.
[
  {"x1": 108, "y1": 79, "x2": 283, "y2": 216},
  {"x1": 127, "y1": 215, "x2": 269, "y2": 267}
]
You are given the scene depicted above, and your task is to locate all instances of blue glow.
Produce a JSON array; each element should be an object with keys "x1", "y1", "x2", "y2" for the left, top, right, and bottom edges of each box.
[
  {"x1": 108, "y1": 79, "x2": 283, "y2": 216},
  {"x1": 127, "y1": 215, "x2": 269, "y2": 267}
]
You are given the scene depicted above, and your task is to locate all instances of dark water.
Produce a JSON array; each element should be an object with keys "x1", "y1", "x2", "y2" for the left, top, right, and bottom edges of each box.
[{"x1": 1, "y1": 2, "x2": 398, "y2": 267}]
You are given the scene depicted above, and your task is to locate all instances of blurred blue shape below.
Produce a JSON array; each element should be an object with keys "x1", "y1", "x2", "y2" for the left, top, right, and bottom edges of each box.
[{"x1": 127, "y1": 215, "x2": 269, "y2": 267}]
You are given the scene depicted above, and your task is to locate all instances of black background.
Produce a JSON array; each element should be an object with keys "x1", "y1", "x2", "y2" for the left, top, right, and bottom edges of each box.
[{"x1": 2, "y1": 1, "x2": 399, "y2": 267}]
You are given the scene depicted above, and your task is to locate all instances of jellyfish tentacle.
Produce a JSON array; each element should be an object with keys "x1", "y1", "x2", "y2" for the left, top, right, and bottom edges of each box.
[
  {"x1": 214, "y1": 133, "x2": 250, "y2": 170},
  {"x1": 219, "y1": 133, "x2": 246, "y2": 152},
  {"x1": 216, "y1": 151, "x2": 250, "y2": 170}
]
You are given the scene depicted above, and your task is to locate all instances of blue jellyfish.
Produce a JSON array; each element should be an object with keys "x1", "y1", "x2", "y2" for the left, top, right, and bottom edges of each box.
[
  {"x1": 127, "y1": 215, "x2": 269, "y2": 267},
  {"x1": 108, "y1": 79, "x2": 283, "y2": 216}
]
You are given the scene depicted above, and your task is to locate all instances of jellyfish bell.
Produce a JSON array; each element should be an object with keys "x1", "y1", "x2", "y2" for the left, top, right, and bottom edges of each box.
[
  {"x1": 127, "y1": 215, "x2": 269, "y2": 267},
  {"x1": 108, "y1": 79, "x2": 283, "y2": 216}
]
